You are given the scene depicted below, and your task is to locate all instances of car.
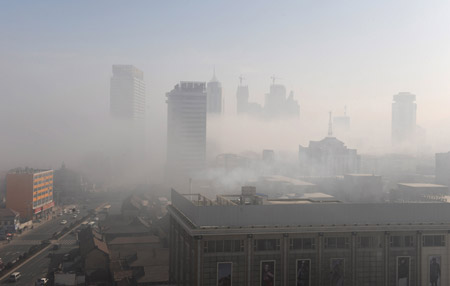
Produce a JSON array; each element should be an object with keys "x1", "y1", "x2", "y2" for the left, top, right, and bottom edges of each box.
[
  {"x1": 72, "y1": 214, "x2": 78, "y2": 219},
  {"x1": 57, "y1": 212, "x2": 63, "y2": 216},
  {"x1": 60, "y1": 220, "x2": 67, "y2": 225},
  {"x1": 36, "y1": 277, "x2": 49, "y2": 285},
  {"x1": 8, "y1": 272, "x2": 21, "y2": 282},
  {"x1": 52, "y1": 243, "x2": 60, "y2": 250}
]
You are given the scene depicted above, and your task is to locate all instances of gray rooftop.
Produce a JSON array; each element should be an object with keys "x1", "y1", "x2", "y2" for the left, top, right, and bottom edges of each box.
[{"x1": 171, "y1": 189, "x2": 450, "y2": 230}]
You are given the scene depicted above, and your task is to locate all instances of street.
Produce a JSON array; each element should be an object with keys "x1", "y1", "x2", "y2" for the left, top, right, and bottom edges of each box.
[{"x1": 0, "y1": 199, "x2": 105, "y2": 285}]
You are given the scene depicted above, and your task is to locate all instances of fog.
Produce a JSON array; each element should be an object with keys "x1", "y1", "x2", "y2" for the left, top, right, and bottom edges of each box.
[{"x1": 1, "y1": 1, "x2": 450, "y2": 190}]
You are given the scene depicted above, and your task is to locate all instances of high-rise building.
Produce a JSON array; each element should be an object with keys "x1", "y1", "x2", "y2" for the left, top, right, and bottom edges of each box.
[
  {"x1": 392, "y1": 92, "x2": 417, "y2": 145},
  {"x1": 6, "y1": 168, "x2": 54, "y2": 220},
  {"x1": 436, "y1": 152, "x2": 450, "y2": 186},
  {"x1": 236, "y1": 77, "x2": 250, "y2": 114},
  {"x1": 109, "y1": 65, "x2": 146, "y2": 182},
  {"x1": 333, "y1": 106, "x2": 350, "y2": 136},
  {"x1": 206, "y1": 70, "x2": 222, "y2": 114},
  {"x1": 264, "y1": 81, "x2": 299, "y2": 118},
  {"x1": 110, "y1": 65, "x2": 146, "y2": 120},
  {"x1": 166, "y1": 82, "x2": 207, "y2": 182}
]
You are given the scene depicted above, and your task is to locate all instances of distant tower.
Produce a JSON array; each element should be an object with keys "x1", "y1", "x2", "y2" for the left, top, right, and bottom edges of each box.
[
  {"x1": 328, "y1": 111, "x2": 333, "y2": 137},
  {"x1": 206, "y1": 68, "x2": 222, "y2": 114},
  {"x1": 109, "y1": 65, "x2": 146, "y2": 181},
  {"x1": 166, "y1": 82, "x2": 207, "y2": 181},
  {"x1": 236, "y1": 75, "x2": 249, "y2": 114},
  {"x1": 110, "y1": 65, "x2": 146, "y2": 120},
  {"x1": 333, "y1": 106, "x2": 351, "y2": 135},
  {"x1": 392, "y1": 92, "x2": 417, "y2": 145},
  {"x1": 264, "y1": 77, "x2": 299, "y2": 118}
]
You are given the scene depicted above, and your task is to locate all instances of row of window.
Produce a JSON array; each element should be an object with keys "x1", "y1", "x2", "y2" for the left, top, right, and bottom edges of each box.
[
  {"x1": 204, "y1": 240, "x2": 244, "y2": 253},
  {"x1": 33, "y1": 196, "x2": 53, "y2": 208},
  {"x1": 204, "y1": 235, "x2": 446, "y2": 253}
]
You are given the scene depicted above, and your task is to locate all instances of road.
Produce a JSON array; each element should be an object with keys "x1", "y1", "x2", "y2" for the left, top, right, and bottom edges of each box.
[
  {"x1": 0, "y1": 198, "x2": 108, "y2": 285},
  {"x1": 3, "y1": 237, "x2": 78, "y2": 286},
  {"x1": 0, "y1": 209, "x2": 87, "y2": 266}
]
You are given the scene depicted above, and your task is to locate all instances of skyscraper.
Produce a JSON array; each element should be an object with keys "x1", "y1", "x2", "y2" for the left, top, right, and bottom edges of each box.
[
  {"x1": 206, "y1": 70, "x2": 222, "y2": 114},
  {"x1": 236, "y1": 77, "x2": 250, "y2": 114},
  {"x1": 392, "y1": 92, "x2": 417, "y2": 145},
  {"x1": 109, "y1": 65, "x2": 147, "y2": 183},
  {"x1": 110, "y1": 65, "x2": 146, "y2": 120},
  {"x1": 264, "y1": 79, "x2": 299, "y2": 118},
  {"x1": 166, "y1": 82, "x2": 207, "y2": 182}
]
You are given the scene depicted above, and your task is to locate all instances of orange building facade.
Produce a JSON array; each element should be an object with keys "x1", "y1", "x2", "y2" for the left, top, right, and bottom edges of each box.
[{"x1": 6, "y1": 168, "x2": 54, "y2": 220}]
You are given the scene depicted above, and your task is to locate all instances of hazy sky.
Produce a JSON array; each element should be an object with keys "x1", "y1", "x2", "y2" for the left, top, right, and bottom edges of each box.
[{"x1": 1, "y1": 1, "x2": 450, "y2": 172}]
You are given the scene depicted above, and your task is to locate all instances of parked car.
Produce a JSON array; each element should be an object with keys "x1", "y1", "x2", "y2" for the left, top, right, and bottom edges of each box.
[{"x1": 60, "y1": 220, "x2": 67, "y2": 225}]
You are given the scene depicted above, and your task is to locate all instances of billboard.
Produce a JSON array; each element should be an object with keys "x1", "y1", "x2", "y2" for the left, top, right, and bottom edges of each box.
[
  {"x1": 260, "y1": 260, "x2": 275, "y2": 286},
  {"x1": 330, "y1": 258, "x2": 344, "y2": 286},
  {"x1": 296, "y1": 259, "x2": 311, "y2": 286},
  {"x1": 217, "y1": 262, "x2": 232, "y2": 286},
  {"x1": 397, "y1": 256, "x2": 410, "y2": 286}
]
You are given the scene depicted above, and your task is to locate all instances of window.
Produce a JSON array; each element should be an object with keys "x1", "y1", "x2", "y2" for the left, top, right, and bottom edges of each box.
[
  {"x1": 358, "y1": 236, "x2": 381, "y2": 248},
  {"x1": 204, "y1": 240, "x2": 244, "y2": 253},
  {"x1": 254, "y1": 239, "x2": 280, "y2": 251},
  {"x1": 325, "y1": 237, "x2": 349, "y2": 249},
  {"x1": 390, "y1": 235, "x2": 414, "y2": 248},
  {"x1": 423, "y1": 235, "x2": 445, "y2": 247},
  {"x1": 404, "y1": 236, "x2": 414, "y2": 247},
  {"x1": 290, "y1": 238, "x2": 315, "y2": 250}
]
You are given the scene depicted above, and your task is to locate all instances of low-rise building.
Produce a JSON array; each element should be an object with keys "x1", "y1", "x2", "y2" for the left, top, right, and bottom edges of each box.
[
  {"x1": 169, "y1": 188, "x2": 450, "y2": 286},
  {"x1": 0, "y1": 208, "x2": 19, "y2": 234},
  {"x1": 391, "y1": 183, "x2": 449, "y2": 202}
]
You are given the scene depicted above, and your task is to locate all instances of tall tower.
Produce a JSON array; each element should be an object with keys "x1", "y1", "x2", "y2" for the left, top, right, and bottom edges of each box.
[
  {"x1": 110, "y1": 65, "x2": 145, "y2": 120},
  {"x1": 392, "y1": 92, "x2": 417, "y2": 145},
  {"x1": 236, "y1": 76, "x2": 249, "y2": 114},
  {"x1": 206, "y1": 69, "x2": 222, "y2": 114},
  {"x1": 109, "y1": 65, "x2": 146, "y2": 182},
  {"x1": 166, "y1": 82, "x2": 207, "y2": 182}
]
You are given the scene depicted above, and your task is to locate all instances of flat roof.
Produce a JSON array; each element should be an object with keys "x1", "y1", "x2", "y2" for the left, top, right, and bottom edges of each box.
[
  {"x1": 170, "y1": 189, "x2": 450, "y2": 231},
  {"x1": 262, "y1": 175, "x2": 315, "y2": 186},
  {"x1": 398, "y1": 183, "x2": 448, "y2": 188},
  {"x1": 346, "y1": 173, "x2": 380, "y2": 177}
]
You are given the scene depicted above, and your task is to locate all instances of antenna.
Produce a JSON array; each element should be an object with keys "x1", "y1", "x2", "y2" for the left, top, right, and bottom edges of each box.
[{"x1": 328, "y1": 111, "x2": 333, "y2": 137}]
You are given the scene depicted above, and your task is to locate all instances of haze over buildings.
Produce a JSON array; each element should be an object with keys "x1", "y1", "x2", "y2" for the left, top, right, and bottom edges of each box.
[
  {"x1": 391, "y1": 92, "x2": 417, "y2": 146},
  {"x1": 166, "y1": 81, "x2": 207, "y2": 186}
]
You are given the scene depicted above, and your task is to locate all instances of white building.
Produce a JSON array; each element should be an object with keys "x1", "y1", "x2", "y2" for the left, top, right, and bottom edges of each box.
[
  {"x1": 166, "y1": 82, "x2": 207, "y2": 182},
  {"x1": 110, "y1": 65, "x2": 145, "y2": 120},
  {"x1": 392, "y1": 92, "x2": 416, "y2": 145}
]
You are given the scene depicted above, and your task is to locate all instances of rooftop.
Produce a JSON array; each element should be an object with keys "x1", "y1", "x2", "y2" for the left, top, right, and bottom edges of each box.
[
  {"x1": 109, "y1": 235, "x2": 160, "y2": 245},
  {"x1": 8, "y1": 167, "x2": 52, "y2": 174},
  {"x1": 170, "y1": 189, "x2": 450, "y2": 233},
  {"x1": 262, "y1": 175, "x2": 315, "y2": 186},
  {"x1": 398, "y1": 183, "x2": 448, "y2": 188}
]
